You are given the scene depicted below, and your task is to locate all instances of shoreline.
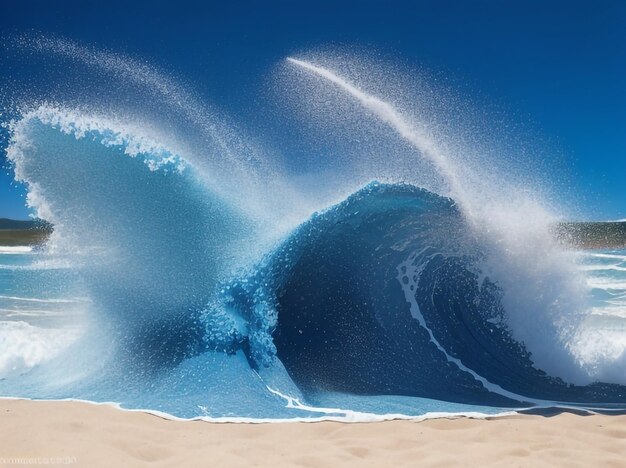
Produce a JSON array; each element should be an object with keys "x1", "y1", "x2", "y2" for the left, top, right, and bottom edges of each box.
[
  {"x1": 0, "y1": 396, "x2": 522, "y2": 424},
  {"x1": 1, "y1": 399, "x2": 625, "y2": 467}
]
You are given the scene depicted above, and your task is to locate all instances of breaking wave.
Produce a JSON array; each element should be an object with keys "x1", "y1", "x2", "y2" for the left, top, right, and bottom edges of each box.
[{"x1": 0, "y1": 40, "x2": 625, "y2": 420}]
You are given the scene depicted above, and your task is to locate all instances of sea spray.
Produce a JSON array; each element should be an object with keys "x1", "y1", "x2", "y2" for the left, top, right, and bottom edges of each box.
[
  {"x1": 285, "y1": 57, "x2": 601, "y2": 384},
  {"x1": 9, "y1": 36, "x2": 315, "y2": 238},
  {"x1": 0, "y1": 39, "x2": 624, "y2": 419},
  {"x1": 6, "y1": 107, "x2": 254, "y2": 372},
  {"x1": 286, "y1": 58, "x2": 470, "y2": 216}
]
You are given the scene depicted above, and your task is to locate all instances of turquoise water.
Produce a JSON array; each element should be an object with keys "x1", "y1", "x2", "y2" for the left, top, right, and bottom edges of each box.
[
  {"x1": 1, "y1": 241, "x2": 625, "y2": 420},
  {"x1": 0, "y1": 243, "x2": 517, "y2": 420}
]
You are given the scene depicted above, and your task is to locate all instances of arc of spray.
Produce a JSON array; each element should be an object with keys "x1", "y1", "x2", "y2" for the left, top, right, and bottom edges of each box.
[{"x1": 286, "y1": 57, "x2": 473, "y2": 219}]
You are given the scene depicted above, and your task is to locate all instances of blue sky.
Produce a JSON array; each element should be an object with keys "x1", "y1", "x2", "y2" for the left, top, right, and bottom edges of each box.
[{"x1": 1, "y1": 0, "x2": 624, "y2": 220}]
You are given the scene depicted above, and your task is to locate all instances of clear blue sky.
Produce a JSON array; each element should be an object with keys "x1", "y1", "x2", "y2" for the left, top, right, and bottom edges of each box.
[{"x1": 1, "y1": 0, "x2": 624, "y2": 220}]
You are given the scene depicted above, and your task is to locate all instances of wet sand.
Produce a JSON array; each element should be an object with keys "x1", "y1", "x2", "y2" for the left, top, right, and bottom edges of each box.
[{"x1": 1, "y1": 399, "x2": 625, "y2": 467}]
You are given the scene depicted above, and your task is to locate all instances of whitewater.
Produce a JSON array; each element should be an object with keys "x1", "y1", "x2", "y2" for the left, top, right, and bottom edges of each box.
[{"x1": 0, "y1": 40, "x2": 624, "y2": 420}]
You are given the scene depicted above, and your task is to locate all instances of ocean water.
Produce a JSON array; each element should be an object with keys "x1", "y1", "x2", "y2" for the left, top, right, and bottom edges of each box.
[
  {"x1": 1, "y1": 217, "x2": 625, "y2": 420},
  {"x1": 0, "y1": 41, "x2": 625, "y2": 420}
]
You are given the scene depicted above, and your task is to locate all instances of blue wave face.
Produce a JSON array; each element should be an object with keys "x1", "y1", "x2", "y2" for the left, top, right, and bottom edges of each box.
[
  {"x1": 225, "y1": 183, "x2": 625, "y2": 408},
  {"x1": 2, "y1": 108, "x2": 626, "y2": 420}
]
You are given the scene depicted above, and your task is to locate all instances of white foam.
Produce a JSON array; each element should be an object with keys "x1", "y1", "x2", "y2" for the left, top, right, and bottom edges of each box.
[
  {"x1": 0, "y1": 295, "x2": 87, "y2": 304},
  {"x1": 587, "y1": 253, "x2": 626, "y2": 261},
  {"x1": 262, "y1": 386, "x2": 520, "y2": 423},
  {"x1": 589, "y1": 307, "x2": 626, "y2": 318},
  {"x1": 8, "y1": 106, "x2": 187, "y2": 176},
  {"x1": 0, "y1": 258, "x2": 75, "y2": 271},
  {"x1": 0, "y1": 395, "x2": 521, "y2": 424},
  {"x1": 571, "y1": 324, "x2": 626, "y2": 383},
  {"x1": 587, "y1": 278, "x2": 626, "y2": 290},
  {"x1": 0, "y1": 309, "x2": 72, "y2": 317},
  {"x1": 0, "y1": 246, "x2": 33, "y2": 254},
  {"x1": 0, "y1": 321, "x2": 80, "y2": 379},
  {"x1": 580, "y1": 265, "x2": 626, "y2": 272}
]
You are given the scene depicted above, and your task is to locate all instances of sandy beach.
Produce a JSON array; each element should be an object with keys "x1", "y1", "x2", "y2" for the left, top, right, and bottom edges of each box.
[{"x1": 0, "y1": 400, "x2": 624, "y2": 467}]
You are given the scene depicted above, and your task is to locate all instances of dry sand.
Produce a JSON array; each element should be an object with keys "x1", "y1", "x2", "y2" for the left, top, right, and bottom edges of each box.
[{"x1": 1, "y1": 399, "x2": 625, "y2": 467}]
